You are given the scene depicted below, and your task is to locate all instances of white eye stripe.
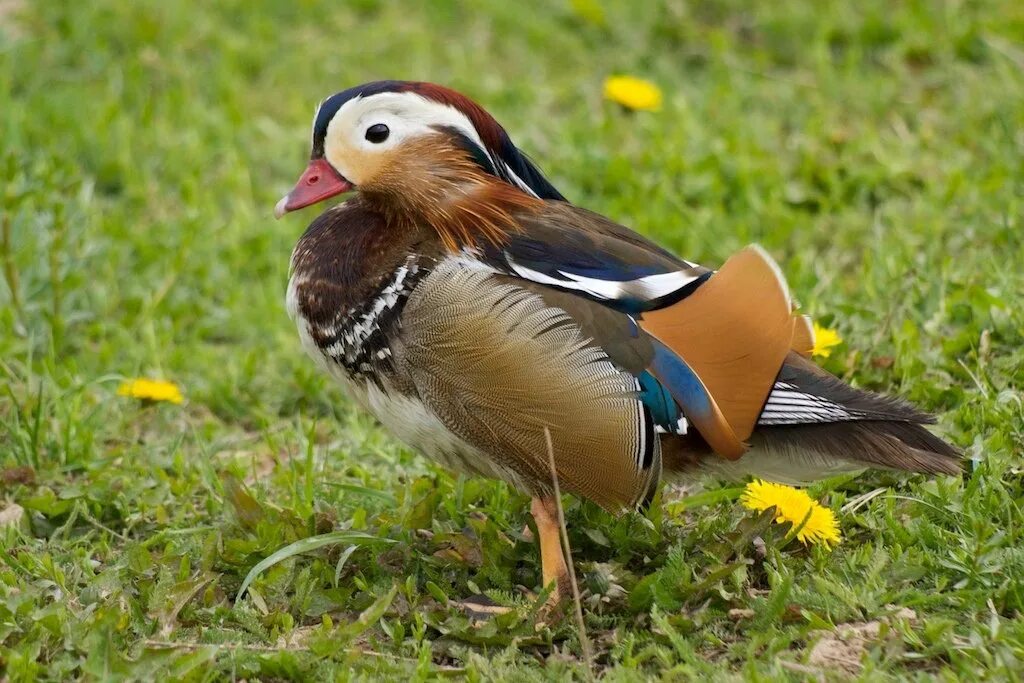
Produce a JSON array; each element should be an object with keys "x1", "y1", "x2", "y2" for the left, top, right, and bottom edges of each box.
[
  {"x1": 319, "y1": 92, "x2": 496, "y2": 182},
  {"x1": 325, "y1": 92, "x2": 485, "y2": 153}
]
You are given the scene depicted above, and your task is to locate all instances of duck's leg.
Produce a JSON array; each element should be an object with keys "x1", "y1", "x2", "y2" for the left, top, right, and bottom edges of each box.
[{"x1": 531, "y1": 496, "x2": 570, "y2": 604}]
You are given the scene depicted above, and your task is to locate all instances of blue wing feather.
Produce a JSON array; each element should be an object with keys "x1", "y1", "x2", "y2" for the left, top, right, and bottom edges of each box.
[
  {"x1": 645, "y1": 339, "x2": 718, "y2": 432},
  {"x1": 638, "y1": 370, "x2": 683, "y2": 431}
]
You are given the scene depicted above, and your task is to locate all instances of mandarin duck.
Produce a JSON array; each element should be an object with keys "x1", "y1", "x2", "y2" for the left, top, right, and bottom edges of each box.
[{"x1": 275, "y1": 81, "x2": 960, "y2": 603}]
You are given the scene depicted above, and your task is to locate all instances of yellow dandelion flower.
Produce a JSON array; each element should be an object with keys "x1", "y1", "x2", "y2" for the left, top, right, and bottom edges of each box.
[
  {"x1": 117, "y1": 378, "x2": 184, "y2": 404},
  {"x1": 741, "y1": 480, "x2": 841, "y2": 548},
  {"x1": 812, "y1": 322, "x2": 842, "y2": 358},
  {"x1": 603, "y1": 76, "x2": 662, "y2": 112}
]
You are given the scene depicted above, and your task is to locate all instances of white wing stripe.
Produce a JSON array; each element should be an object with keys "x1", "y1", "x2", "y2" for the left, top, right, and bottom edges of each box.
[{"x1": 505, "y1": 255, "x2": 704, "y2": 303}]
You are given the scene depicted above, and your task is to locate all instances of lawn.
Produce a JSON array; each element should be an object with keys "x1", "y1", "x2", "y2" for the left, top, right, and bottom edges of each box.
[{"x1": 2, "y1": 0, "x2": 1023, "y2": 679}]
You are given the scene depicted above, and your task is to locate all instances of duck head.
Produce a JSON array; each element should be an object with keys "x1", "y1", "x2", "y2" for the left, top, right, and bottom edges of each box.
[{"x1": 275, "y1": 80, "x2": 564, "y2": 225}]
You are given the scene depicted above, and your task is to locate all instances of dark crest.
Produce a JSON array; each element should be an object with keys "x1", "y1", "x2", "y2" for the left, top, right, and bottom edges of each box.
[{"x1": 310, "y1": 81, "x2": 566, "y2": 201}]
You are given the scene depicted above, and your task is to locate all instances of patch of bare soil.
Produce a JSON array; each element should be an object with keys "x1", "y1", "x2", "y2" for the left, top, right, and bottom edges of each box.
[{"x1": 805, "y1": 607, "x2": 917, "y2": 676}]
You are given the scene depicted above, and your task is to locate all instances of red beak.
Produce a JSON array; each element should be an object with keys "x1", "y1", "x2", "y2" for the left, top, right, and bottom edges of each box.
[{"x1": 274, "y1": 158, "x2": 353, "y2": 219}]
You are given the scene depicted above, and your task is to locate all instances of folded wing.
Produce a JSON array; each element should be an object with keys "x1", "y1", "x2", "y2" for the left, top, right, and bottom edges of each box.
[{"x1": 394, "y1": 258, "x2": 662, "y2": 511}]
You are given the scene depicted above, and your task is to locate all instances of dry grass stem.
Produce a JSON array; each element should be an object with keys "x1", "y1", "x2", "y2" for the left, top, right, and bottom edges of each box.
[{"x1": 543, "y1": 427, "x2": 595, "y2": 681}]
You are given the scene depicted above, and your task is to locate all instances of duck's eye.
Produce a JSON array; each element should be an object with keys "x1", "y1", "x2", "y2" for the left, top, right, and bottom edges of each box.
[{"x1": 365, "y1": 123, "x2": 390, "y2": 143}]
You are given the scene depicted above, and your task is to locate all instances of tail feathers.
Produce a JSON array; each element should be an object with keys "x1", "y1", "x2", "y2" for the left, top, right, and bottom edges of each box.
[
  {"x1": 662, "y1": 420, "x2": 961, "y2": 486},
  {"x1": 760, "y1": 352, "x2": 937, "y2": 427},
  {"x1": 752, "y1": 421, "x2": 962, "y2": 478},
  {"x1": 661, "y1": 352, "x2": 963, "y2": 483},
  {"x1": 750, "y1": 353, "x2": 962, "y2": 480}
]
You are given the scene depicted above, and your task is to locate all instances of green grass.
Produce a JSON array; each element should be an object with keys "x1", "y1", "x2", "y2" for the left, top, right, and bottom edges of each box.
[{"x1": 1, "y1": 0, "x2": 1023, "y2": 679}]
